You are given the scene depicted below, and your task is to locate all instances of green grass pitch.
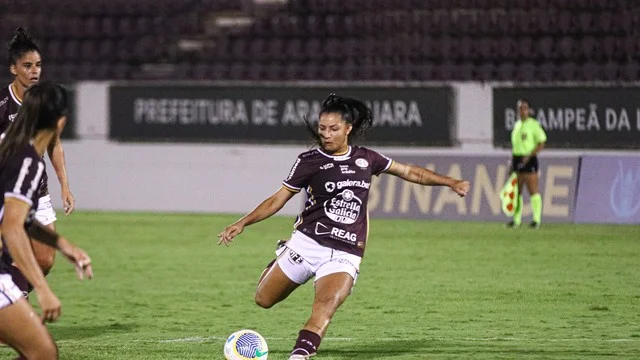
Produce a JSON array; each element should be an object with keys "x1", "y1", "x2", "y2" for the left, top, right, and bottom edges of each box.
[{"x1": 1, "y1": 212, "x2": 639, "y2": 359}]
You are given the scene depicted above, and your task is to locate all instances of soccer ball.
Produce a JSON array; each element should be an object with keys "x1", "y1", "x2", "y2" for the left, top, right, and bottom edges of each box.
[{"x1": 223, "y1": 329, "x2": 269, "y2": 360}]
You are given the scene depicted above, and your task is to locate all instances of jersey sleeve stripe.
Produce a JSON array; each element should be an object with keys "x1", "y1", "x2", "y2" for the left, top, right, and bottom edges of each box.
[
  {"x1": 282, "y1": 182, "x2": 301, "y2": 193},
  {"x1": 4, "y1": 192, "x2": 33, "y2": 206},
  {"x1": 381, "y1": 159, "x2": 393, "y2": 173}
]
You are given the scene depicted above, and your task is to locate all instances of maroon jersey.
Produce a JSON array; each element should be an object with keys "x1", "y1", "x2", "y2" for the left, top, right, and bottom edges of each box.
[
  {"x1": 0, "y1": 144, "x2": 47, "y2": 275},
  {"x1": 0, "y1": 85, "x2": 20, "y2": 135},
  {"x1": 0, "y1": 85, "x2": 48, "y2": 196},
  {"x1": 283, "y1": 146, "x2": 393, "y2": 257}
]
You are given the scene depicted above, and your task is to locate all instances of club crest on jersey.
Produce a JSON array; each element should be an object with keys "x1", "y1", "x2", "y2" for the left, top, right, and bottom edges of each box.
[
  {"x1": 355, "y1": 158, "x2": 369, "y2": 169},
  {"x1": 325, "y1": 181, "x2": 336, "y2": 192}
]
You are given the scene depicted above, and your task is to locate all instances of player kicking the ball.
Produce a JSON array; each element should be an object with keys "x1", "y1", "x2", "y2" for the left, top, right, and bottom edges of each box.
[{"x1": 218, "y1": 94, "x2": 470, "y2": 359}]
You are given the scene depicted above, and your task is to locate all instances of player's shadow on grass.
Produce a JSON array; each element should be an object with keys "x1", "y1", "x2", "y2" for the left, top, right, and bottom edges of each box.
[
  {"x1": 318, "y1": 339, "x2": 427, "y2": 359},
  {"x1": 49, "y1": 322, "x2": 137, "y2": 341}
]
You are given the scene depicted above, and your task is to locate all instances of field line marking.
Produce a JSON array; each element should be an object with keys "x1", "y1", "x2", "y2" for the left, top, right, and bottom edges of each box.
[{"x1": 124, "y1": 336, "x2": 640, "y2": 344}]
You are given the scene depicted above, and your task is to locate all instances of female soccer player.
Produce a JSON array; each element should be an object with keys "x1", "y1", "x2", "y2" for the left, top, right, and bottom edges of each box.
[
  {"x1": 0, "y1": 81, "x2": 93, "y2": 359},
  {"x1": 218, "y1": 94, "x2": 470, "y2": 360},
  {"x1": 507, "y1": 99, "x2": 547, "y2": 229},
  {"x1": 0, "y1": 28, "x2": 75, "y2": 293}
]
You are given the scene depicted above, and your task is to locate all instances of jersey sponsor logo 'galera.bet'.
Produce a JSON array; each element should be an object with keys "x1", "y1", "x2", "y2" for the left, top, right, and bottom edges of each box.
[
  {"x1": 324, "y1": 180, "x2": 370, "y2": 193},
  {"x1": 324, "y1": 189, "x2": 362, "y2": 225}
]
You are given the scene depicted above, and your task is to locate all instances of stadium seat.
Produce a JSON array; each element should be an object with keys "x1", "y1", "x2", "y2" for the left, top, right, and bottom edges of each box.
[
  {"x1": 558, "y1": 61, "x2": 579, "y2": 81},
  {"x1": 496, "y1": 62, "x2": 516, "y2": 81},
  {"x1": 580, "y1": 61, "x2": 601, "y2": 81},
  {"x1": 620, "y1": 62, "x2": 640, "y2": 81},
  {"x1": 536, "y1": 61, "x2": 556, "y2": 82},
  {"x1": 5, "y1": 0, "x2": 635, "y2": 81}
]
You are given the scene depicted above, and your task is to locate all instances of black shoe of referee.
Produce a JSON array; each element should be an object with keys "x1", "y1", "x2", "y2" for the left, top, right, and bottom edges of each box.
[{"x1": 505, "y1": 221, "x2": 520, "y2": 228}]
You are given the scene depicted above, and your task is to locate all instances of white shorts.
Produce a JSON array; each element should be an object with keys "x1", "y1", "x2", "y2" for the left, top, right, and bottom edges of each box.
[
  {"x1": 0, "y1": 274, "x2": 24, "y2": 310},
  {"x1": 35, "y1": 194, "x2": 57, "y2": 226},
  {"x1": 276, "y1": 231, "x2": 361, "y2": 285}
]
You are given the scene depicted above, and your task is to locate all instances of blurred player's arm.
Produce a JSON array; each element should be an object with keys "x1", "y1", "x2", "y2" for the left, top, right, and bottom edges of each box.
[
  {"x1": 236, "y1": 186, "x2": 296, "y2": 227},
  {"x1": 218, "y1": 187, "x2": 296, "y2": 245},
  {"x1": 47, "y1": 134, "x2": 75, "y2": 214},
  {"x1": 386, "y1": 161, "x2": 469, "y2": 196}
]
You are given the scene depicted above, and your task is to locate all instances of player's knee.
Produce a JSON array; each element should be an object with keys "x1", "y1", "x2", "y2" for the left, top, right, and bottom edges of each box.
[
  {"x1": 254, "y1": 292, "x2": 275, "y2": 309},
  {"x1": 23, "y1": 339, "x2": 58, "y2": 360},
  {"x1": 315, "y1": 293, "x2": 346, "y2": 310}
]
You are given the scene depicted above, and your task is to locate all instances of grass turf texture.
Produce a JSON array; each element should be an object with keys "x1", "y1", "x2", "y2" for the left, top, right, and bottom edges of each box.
[{"x1": 1, "y1": 212, "x2": 639, "y2": 359}]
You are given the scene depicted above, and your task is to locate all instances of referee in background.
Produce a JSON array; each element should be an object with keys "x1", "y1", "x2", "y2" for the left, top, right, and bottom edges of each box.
[{"x1": 507, "y1": 99, "x2": 547, "y2": 229}]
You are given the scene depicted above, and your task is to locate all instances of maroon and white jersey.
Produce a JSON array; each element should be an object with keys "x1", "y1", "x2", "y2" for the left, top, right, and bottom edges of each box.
[
  {"x1": 0, "y1": 85, "x2": 20, "y2": 135},
  {"x1": 0, "y1": 85, "x2": 48, "y2": 197},
  {"x1": 0, "y1": 144, "x2": 47, "y2": 275},
  {"x1": 283, "y1": 146, "x2": 393, "y2": 257}
]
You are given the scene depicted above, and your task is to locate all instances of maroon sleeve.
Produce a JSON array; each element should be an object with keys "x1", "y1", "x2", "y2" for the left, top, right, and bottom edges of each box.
[
  {"x1": 282, "y1": 155, "x2": 316, "y2": 193},
  {"x1": 366, "y1": 148, "x2": 393, "y2": 176}
]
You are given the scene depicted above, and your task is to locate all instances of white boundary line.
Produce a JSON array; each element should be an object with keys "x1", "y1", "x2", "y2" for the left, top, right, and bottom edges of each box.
[{"x1": 125, "y1": 336, "x2": 640, "y2": 344}]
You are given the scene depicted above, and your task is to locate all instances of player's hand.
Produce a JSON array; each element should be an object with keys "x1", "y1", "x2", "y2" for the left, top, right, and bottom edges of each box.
[
  {"x1": 35, "y1": 286, "x2": 62, "y2": 323},
  {"x1": 218, "y1": 223, "x2": 244, "y2": 246},
  {"x1": 61, "y1": 188, "x2": 75, "y2": 215},
  {"x1": 451, "y1": 180, "x2": 470, "y2": 197},
  {"x1": 58, "y1": 238, "x2": 93, "y2": 280}
]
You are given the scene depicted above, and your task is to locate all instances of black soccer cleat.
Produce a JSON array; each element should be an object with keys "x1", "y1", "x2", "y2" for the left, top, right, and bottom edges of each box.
[
  {"x1": 529, "y1": 221, "x2": 540, "y2": 229},
  {"x1": 505, "y1": 221, "x2": 520, "y2": 228}
]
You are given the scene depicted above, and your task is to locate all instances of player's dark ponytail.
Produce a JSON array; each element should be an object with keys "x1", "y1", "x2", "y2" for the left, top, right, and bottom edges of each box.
[
  {"x1": 304, "y1": 93, "x2": 374, "y2": 147},
  {"x1": 0, "y1": 81, "x2": 68, "y2": 165},
  {"x1": 8, "y1": 27, "x2": 40, "y2": 65}
]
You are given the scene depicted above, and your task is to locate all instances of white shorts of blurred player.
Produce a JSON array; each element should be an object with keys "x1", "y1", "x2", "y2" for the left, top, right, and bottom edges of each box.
[
  {"x1": 0, "y1": 274, "x2": 24, "y2": 310},
  {"x1": 275, "y1": 230, "x2": 361, "y2": 286},
  {"x1": 35, "y1": 194, "x2": 57, "y2": 226}
]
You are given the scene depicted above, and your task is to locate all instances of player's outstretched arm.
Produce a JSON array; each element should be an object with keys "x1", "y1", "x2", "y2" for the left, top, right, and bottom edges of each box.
[
  {"x1": 218, "y1": 186, "x2": 296, "y2": 246},
  {"x1": 47, "y1": 134, "x2": 75, "y2": 215},
  {"x1": 386, "y1": 161, "x2": 470, "y2": 197}
]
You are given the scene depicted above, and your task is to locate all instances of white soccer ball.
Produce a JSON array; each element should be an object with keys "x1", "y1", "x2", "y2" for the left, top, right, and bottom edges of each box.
[{"x1": 223, "y1": 329, "x2": 269, "y2": 360}]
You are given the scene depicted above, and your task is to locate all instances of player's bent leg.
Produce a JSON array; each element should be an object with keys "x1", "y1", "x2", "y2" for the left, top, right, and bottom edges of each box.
[
  {"x1": 289, "y1": 272, "x2": 353, "y2": 359},
  {"x1": 256, "y1": 245, "x2": 313, "y2": 309},
  {"x1": 257, "y1": 239, "x2": 290, "y2": 285},
  {"x1": 0, "y1": 299, "x2": 58, "y2": 360},
  {"x1": 33, "y1": 195, "x2": 58, "y2": 275},
  {"x1": 255, "y1": 263, "x2": 301, "y2": 309},
  {"x1": 306, "y1": 272, "x2": 353, "y2": 336}
]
